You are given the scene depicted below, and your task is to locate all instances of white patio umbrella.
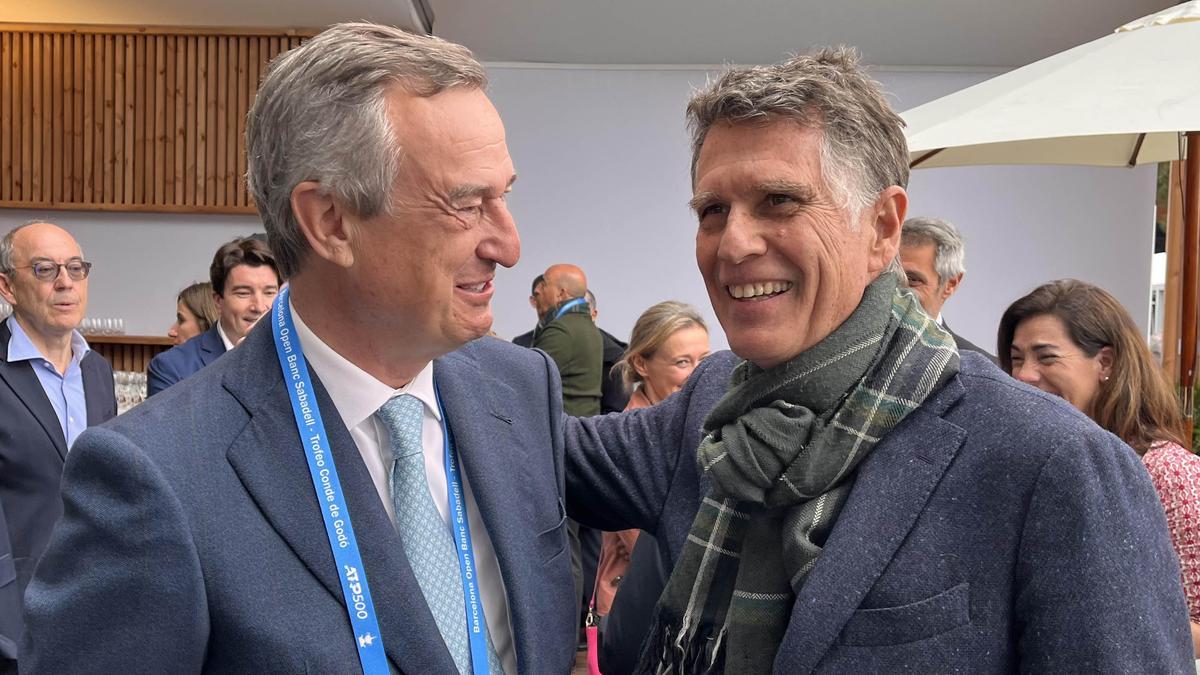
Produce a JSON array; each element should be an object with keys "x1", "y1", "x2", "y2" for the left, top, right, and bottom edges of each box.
[
  {"x1": 903, "y1": 1, "x2": 1200, "y2": 169},
  {"x1": 901, "y1": 0, "x2": 1200, "y2": 421}
]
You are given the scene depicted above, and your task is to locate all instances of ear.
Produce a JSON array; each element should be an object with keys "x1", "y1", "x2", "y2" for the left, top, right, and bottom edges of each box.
[
  {"x1": 866, "y1": 186, "x2": 908, "y2": 275},
  {"x1": 291, "y1": 181, "x2": 356, "y2": 268},
  {"x1": 0, "y1": 272, "x2": 15, "y2": 305},
  {"x1": 528, "y1": 295, "x2": 538, "y2": 310},
  {"x1": 631, "y1": 354, "x2": 650, "y2": 380},
  {"x1": 939, "y1": 272, "x2": 963, "y2": 301},
  {"x1": 1097, "y1": 345, "x2": 1114, "y2": 381}
]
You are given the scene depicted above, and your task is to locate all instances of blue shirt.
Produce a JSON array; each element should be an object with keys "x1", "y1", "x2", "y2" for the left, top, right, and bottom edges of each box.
[{"x1": 4, "y1": 316, "x2": 92, "y2": 449}]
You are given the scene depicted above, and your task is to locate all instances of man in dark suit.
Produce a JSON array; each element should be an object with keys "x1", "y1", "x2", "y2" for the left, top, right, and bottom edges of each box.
[
  {"x1": 23, "y1": 23, "x2": 576, "y2": 673},
  {"x1": 899, "y1": 216, "x2": 998, "y2": 363},
  {"x1": 0, "y1": 221, "x2": 116, "y2": 670},
  {"x1": 564, "y1": 48, "x2": 1191, "y2": 672},
  {"x1": 147, "y1": 236, "x2": 281, "y2": 395},
  {"x1": 511, "y1": 274, "x2": 547, "y2": 348},
  {"x1": 585, "y1": 290, "x2": 631, "y2": 415}
]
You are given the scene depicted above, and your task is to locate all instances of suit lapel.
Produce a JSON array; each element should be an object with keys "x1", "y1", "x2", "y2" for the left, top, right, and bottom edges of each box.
[
  {"x1": 777, "y1": 377, "x2": 968, "y2": 672},
  {"x1": 223, "y1": 326, "x2": 455, "y2": 673},
  {"x1": 199, "y1": 326, "x2": 227, "y2": 366},
  {"x1": 0, "y1": 322, "x2": 68, "y2": 460},
  {"x1": 434, "y1": 350, "x2": 547, "y2": 669},
  {"x1": 81, "y1": 354, "x2": 115, "y2": 426}
]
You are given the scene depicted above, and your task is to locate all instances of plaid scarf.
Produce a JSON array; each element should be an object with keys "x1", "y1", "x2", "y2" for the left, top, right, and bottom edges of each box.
[{"x1": 637, "y1": 274, "x2": 960, "y2": 674}]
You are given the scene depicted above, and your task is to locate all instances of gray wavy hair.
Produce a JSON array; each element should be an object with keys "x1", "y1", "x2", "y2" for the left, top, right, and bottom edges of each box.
[
  {"x1": 686, "y1": 46, "x2": 909, "y2": 220},
  {"x1": 246, "y1": 22, "x2": 487, "y2": 278},
  {"x1": 901, "y1": 216, "x2": 966, "y2": 284}
]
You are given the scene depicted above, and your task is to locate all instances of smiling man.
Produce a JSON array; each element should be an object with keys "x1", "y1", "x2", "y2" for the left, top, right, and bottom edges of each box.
[
  {"x1": 565, "y1": 48, "x2": 1191, "y2": 672},
  {"x1": 0, "y1": 222, "x2": 116, "y2": 670},
  {"x1": 24, "y1": 24, "x2": 576, "y2": 673},
  {"x1": 899, "y1": 216, "x2": 997, "y2": 362},
  {"x1": 147, "y1": 236, "x2": 281, "y2": 396}
]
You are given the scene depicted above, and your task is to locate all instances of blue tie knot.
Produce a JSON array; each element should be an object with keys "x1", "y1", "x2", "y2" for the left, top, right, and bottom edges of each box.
[{"x1": 376, "y1": 394, "x2": 425, "y2": 460}]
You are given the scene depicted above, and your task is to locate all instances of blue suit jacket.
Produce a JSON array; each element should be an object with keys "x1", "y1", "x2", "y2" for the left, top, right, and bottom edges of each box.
[
  {"x1": 565, "y1": 351, "x2": 1194, "y2": 673},
  {"x1": 0, "y1": 320, "x2": 116, "y2": 662},
  {"x1": 22, "y1": 323, "x2": 577, "y2": 673},
  {"x1": 146, "y1": 324, "x2": 226, "y2": 396}
]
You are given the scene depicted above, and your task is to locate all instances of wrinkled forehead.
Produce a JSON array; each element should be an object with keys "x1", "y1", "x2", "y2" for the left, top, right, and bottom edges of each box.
[
  {"x1": 13, "y1": 224, "x2": 84, "y2": 262},
  {"x1": 693, "y1": 120, "x2": 827, "y2": 196},
  {"x1": 388, "y1": 86, "x2": 506, "y2": 151},
  {"x1": 899, "y1": 240, "x2": 937, "y2": 266}
]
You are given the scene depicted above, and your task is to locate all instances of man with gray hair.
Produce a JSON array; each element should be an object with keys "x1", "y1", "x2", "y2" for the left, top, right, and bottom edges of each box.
[
  {"x1": 24, "y1": 23, "x2": 576, "y2": 673},
  {"x1": 899, "y1": 216, "x2": 996, "y2": 361},
  {"x1": 565, "y1": 47, "x2": 1190, "y2": 672}
]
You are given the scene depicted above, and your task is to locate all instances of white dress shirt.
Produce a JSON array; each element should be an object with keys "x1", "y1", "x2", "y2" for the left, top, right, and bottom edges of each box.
[
  {"x1": 216, "y1": 321, "x2": 236, "y2": 352},
  {"x1": 291, "y1": 303, "x2": 517, "y2": 674}
]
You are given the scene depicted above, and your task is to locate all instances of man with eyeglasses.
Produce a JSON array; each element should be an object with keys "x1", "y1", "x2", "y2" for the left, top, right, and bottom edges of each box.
[{"x1": 0, "y1": 221, "x2": 116, "y2": 670}]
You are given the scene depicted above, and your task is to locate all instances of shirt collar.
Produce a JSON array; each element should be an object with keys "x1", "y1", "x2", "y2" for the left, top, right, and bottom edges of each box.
[
  {"x1": 216, "y1": 321, "x2": 236, "y2": 351},
  {"x1": 5, "y1": 315, "x2": 90, "y2": 366},
  {"x1": 289, "y1": 298, "x2": 440, "y2": 433}
]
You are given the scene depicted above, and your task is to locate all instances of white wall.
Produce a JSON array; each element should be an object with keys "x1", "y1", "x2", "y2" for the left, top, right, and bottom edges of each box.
[
  {"x1": 487, "y1": 65, "x2": 711, "y2": 345},
  {"x1": 0, "y1": 210, "x2": 262, "y2": 336},
  {"x1": 1, "y1": 65, "x2": 1155, "y2": 353}
]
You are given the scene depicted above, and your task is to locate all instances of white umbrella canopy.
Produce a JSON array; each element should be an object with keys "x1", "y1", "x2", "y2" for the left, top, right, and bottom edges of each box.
[
  {"x1": 900, "y1": 1, "x2": 1200, "y2": 426},
  {"x1": 902, "y1": 1, "x2": 1200, "y2": 168}
]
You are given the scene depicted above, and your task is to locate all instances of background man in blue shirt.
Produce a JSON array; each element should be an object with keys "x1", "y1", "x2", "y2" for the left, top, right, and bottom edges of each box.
[{"x1": 0, "y1": 221, "x2": 116, "y2": 671}]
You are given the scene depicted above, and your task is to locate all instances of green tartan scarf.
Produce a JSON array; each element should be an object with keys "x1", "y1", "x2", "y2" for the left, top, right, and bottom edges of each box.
[{"x1": 637, "y1": 274, "x2": 960, "y2": 674}]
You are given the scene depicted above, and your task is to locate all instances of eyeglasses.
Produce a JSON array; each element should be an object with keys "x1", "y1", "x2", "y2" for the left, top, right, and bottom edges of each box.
[{"x1": 13, "y1": 260, "x2": 93, "y2": 282}]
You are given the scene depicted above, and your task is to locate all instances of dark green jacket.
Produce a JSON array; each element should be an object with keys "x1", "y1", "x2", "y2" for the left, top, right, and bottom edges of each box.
[{"x1": 533, "y1": 300, "x2": 603, "y2": 417}]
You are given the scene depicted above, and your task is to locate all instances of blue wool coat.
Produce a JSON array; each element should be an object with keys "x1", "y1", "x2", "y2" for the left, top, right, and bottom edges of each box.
[
  {"x1": 146, "y1": 324, "x2": 227, "y2": 396},
  {"x1": 22, "y1": 326, "x2": 577, "y2": 674},
  {"x1": 565, "y1": 350, "x2": 1194, "y2": 673}
]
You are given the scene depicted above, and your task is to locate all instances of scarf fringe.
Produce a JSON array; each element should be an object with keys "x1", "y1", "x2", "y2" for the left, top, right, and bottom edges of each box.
[{"x1": 634, "y1": 621, "x2": 726, "y2": 674}]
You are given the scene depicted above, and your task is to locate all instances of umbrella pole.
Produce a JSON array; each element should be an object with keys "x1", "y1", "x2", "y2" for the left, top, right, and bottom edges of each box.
[{"x1": 1181, "y1": 131, "x2": 1200, "y2": 444}]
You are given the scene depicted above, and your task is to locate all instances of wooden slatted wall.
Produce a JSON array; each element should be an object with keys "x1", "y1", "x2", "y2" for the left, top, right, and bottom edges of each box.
[{"x1": 0, "y1": 25, "x2": 313, "y2": 214}]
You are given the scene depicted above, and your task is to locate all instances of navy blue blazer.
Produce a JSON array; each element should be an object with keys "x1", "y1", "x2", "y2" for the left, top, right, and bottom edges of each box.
[
  {"x1": 0, "y1": 320, "x2": 116, "y2": 662},
  {"x1": 943, "y1": 319, "x2": 999, "y2": 365},
  {"x1": 565, "y1": 351, "x2": 1194, "y2": 673},
  {"x1": 22, "y1": 323, "x2": 577, "y2": 674},
  {"x1": 146, "y1": 324, "x2": 226, "y2": 396}
]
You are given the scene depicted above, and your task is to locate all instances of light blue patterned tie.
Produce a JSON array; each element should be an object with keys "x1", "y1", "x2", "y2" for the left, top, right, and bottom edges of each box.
[{"x1": 376, "y1": 394, "x2": 504, "y2": 675}]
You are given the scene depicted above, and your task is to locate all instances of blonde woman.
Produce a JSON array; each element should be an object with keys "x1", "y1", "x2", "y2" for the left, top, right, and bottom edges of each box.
[
  {"x1": 167, "y1": 282, "x2": 218, "y2": 345},
  {"x1": 589, "y1": 302, "x2": 709, "y2": 668}
]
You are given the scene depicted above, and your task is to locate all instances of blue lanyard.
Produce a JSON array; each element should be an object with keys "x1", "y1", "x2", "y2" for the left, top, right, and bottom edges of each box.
[
  {"x1": 553, "y1": 297, "x2": 587, "y2": 321},
  {"x1": 437, "y1": 382, "x2": 492, "y2": 674},
  {"x1": 270, "y1": 288, "x2": 389, "y2": 675}
]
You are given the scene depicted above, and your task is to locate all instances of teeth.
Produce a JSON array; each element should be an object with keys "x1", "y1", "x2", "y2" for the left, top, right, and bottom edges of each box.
[
  {"x1": 465, "y1": 283, "x2": 486, "y2": 292},
  {"x1": 728, "y1": 281, "x2": 792, "y2": 299}
]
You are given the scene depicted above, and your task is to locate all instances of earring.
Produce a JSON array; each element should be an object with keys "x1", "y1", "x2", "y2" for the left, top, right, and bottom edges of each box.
[{"x1": 1102, "y1": 376, "x2": 1110, "y2": 382}]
